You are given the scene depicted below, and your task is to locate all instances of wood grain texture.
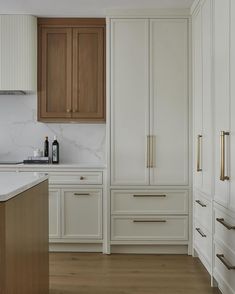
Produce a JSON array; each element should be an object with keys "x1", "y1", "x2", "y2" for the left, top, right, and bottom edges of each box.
[
  {"x1": 0, "y1": 181, "x2": 49, "y2": 294},
  {"x1": 49, "y1": 253, "x2": 221, "y2": 294},
  {"x1": 37, "y1": 18, "x2": 106, "y2": 123}
]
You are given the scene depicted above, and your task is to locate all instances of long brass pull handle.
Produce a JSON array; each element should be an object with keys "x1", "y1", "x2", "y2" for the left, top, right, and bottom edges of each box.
[
  {"x1": 195, "y1": 200, "x2": 207, "y2": 207},
  {"x1": 216, "y1": 218, "x2": 235, "y2": 230},
  {"x1": 197, "y1": 135, "x2": 202, "y2": 172},
  {"x1": 220, "y1": 131, "x2": 230, "y2": 181},
  {"x1": 74, "y1": 193, "x2": 90, "y2": 196},
  {"x1": 150, "y1": 135, "x2": 154, "y2": 168},
  {"x1": 133, "y1": 194, "x2": 166, "y2": 198},
  {"x1": 195, "y1": 227, "x2": 206, "y2": 237},
  {"x1": 216, "y1": 254, "x2": 235, "y2": 270},
  {"x1": 147, "y1": 135, "x2": 150, "y2": 168},
  {"x1": 133, "y1": 220, "x2": 167, "y2": 223}
]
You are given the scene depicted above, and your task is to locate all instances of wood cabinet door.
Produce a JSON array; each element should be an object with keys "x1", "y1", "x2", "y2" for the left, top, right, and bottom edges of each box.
[
  {"x1": 214, "y1": 0, "x2": 230, "y2": 208},
  {"x1": 72, "y1": 27, "x2": 105, "y2": 121},
  {"x1": 110, "y1": 19, "x2": 149, "y2": 186},
  {"x1": 150, "y1": 19, "x2": 189, "y2": 185},
  {"x1": 39, "y1": 28, "x2": 72, "y2": 119}
]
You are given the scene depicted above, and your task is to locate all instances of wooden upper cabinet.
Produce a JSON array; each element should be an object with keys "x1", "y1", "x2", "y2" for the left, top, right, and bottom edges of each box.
[{"x1": 38, "y1": 18, "x2": 106, "y2": 123}]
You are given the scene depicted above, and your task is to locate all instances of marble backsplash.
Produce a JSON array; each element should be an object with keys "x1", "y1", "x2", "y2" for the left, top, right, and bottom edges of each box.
[{"x1": 0, "y1": 94, "x2": 106, "y2": 164}]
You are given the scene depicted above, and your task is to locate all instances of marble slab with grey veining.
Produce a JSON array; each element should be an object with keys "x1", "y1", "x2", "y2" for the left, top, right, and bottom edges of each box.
[
  {"x1": 0, "y1": 94, "x2": 106, "y2": 164},
  {"x1": 0, "y1": 172, "x2": 49, "y2": 201}
]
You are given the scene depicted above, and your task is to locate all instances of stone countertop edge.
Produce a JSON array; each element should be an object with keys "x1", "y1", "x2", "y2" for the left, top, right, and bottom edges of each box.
[
  {"x1": 0, "y1": 172, "x2": 49, "y2": 202},
  {"x1": 0, "y1": 163, "x2": 107, "y2": 169}
]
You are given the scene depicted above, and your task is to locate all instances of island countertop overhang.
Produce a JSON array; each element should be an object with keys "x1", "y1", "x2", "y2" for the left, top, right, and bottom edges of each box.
[{"x1": 0, "y1": 172, "x2": 49, "y2": 201}]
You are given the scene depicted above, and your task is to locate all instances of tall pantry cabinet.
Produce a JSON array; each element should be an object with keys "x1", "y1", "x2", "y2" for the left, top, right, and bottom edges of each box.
[
  {"x1": 192, "y1": 0, "x2": 235, "y2": 293},
  {"x1": 108, "y1": 14, "x2": 190, "y2": 252}
]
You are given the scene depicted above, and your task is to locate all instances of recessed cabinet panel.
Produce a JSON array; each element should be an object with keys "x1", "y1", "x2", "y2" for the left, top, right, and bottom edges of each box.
[
  {"x1": 72, "y1": 28, "x2": 104, "y2": 119},
  {"x1": 110, "y1": 19, "x2": 149, "y2": 185},
  {"x1": 150, "y1": 19, "x2": 188, "y2": 185},
  {"x1": 49, "y1": 189, "x2": 61, "y2": 238},
  {"x1": 40, "y1": 28, "x2": 72, "y2": 118},
  {"x1": 214, "y1": 0, "x2": 230, "y2": 207},
  {"x1": 62, "y1": 189, "x2": 102, "y2": 239}
]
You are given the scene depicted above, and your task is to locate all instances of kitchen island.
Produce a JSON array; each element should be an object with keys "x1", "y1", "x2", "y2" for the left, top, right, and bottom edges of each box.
[{"x1": 0, "y1": 172, "x2": 49, "y2": 294}]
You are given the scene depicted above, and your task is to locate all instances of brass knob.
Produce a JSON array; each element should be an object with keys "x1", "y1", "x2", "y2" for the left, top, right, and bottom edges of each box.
[
  {"x1": 80, "y1": 176, "x2": 85, "y2": 180},
  {"x1": 67, "y1": 109, "x2": 72, "y2": 113}
]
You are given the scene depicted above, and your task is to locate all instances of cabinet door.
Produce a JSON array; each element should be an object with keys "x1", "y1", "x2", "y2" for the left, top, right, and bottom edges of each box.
[
  {"x1": 72, "y1": 27, "x2": 105, "y2": 121},
  {"x1": 201, "y1": 0, "x2": 213, "y2": 197},
  {"x1": 39, "y1": 28, "x2": 72, "y2": 119},
  {"x1": 214, "y1": 0, "x2": 230, "y2": 207},
  {"x1": 230, "y1": 0, "x2": 235, "y2": 212},
  {"x1": 193, "y1": 8, "x2": 203, "y2": 190},
  {"x1": 150, "y1": 19, "x2": 188, "y2": 185},
  {"x1": 49, "y1": 189, "x2": 61, "y2": 238},
  {"x1": 62, "y1": 189, "x2": 102, "y2": 239},
  {"x1": 110, "y1": 19, "x2": 149, "y2": 185}
]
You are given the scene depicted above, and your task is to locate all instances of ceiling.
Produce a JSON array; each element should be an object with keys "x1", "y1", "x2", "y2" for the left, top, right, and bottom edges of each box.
[{"x1": 0, "y1": 0, "x2": 194, "y2": 17}]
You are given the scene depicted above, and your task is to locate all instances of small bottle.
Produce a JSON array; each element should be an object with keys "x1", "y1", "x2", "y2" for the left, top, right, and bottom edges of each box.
[
  {"x1": 44, "y1": 136, "x2": 49, "y2": 157},
  {"x1": 52, "y1": 136, "x2": 59, "y2": 164}
]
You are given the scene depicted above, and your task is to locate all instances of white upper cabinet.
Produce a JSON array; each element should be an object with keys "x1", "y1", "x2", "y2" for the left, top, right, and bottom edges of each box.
[
  {"x1": 110, "y1": 19, "x2": 150, "y2": 185},
  {"x1": 150, "y1": 19, "x2": 188, "y2": 185},
  {"x1": 193, "y1": 0, "x2": 213, "y2": 197},
  {"x1": 110, "y1": 18, "x2": 189, "y2": 186},
  {"x1": 0, "y1": 15, "x2": 37, "y2": 93}
]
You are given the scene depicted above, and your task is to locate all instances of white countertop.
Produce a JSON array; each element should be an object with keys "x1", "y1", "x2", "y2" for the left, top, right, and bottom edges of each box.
[
  {"x1": 0, "y1": 172, "x2": 49, "y2": 202},
  {"x1": 0, "y1": 163, "x2": 106, "y2": 170}
]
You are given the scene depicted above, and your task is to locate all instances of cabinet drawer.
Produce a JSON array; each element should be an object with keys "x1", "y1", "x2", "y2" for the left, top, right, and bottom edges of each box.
[
  {"x1": 49, "y1": 172, "x2": 102, "y2": 185},
  {"x1": 111, "y1": 216, "x2": 188, "y2": 241},
  {"x1": 111, "y1": 190, "x2": 188, "y2": 215},
  {"x1": 194, "y1": 220, "x2": 212, "y2": 267},
  {"x1": 62, "y1": 189, "x2": 102, "y2": 239},
  {"x1": 214, "y1": 242, "x2": 235, "y2": 293},
  {"x1": 214, "y1": 208, "x2": 235, "y2": 251},
  {"x1": 194, "y1": 191, "x2": 212, "y2": 232}
]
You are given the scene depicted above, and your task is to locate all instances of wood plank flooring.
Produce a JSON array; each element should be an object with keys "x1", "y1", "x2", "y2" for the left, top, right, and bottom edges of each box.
[{"x1": 50, "y1": 253, "x2": 221, "y2": 294}]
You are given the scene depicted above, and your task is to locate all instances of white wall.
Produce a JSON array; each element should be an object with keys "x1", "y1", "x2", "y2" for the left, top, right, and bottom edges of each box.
[{"x1": 0, "y1": 94, "x2": 106, "y2": 164}]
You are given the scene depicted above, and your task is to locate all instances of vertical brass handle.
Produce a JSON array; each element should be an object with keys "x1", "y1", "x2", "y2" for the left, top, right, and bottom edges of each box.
[
  {"x1": 220, "y1": 131, "x2": 230, "y2": 181},
  {"x1": 147, "y1": 136, "x2": 150, "y2": 168},
  {"x1": 150, "y1": 135, "x2": 154, "y2": 168},
  {"x1": 197, "y1": 135, "x2": 202, "y2": 172}
]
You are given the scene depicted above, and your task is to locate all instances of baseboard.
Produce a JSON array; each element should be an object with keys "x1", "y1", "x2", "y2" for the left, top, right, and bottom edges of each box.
[
  {"x1": 111, "y1": 245, "x2": 188, "y2": 254},
  {"x1": 49, "y1": 243, "x2": 103, "y2": 252}
]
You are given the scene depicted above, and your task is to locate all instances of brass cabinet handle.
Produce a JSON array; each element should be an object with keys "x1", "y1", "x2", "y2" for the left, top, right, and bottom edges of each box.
[
  {"x1": 197, "y1": 135, "x2": 202, "y2": 172},
  {"x1": 195, "y1": 227, "x2": 206, "y2": 237},
  {"x1": 216, "y1": 254, "x2": 235, "y2": 270},
  {"x1": 220, "y1": 131, "x2": 230, "y2": 181},
  {"x1": 133, "y1": 194, "x2": 166, "y2": 198},
  {"x1": 133, "y1": 219, "x2": 167, "y2": 223},
  {"x1": 150, "y1": 135, "x2": 154, "y2": 168},
  {"x1": 195, "y1": 200, "x2": 207, "y2": 207},
  {"x1": 73, "y1": 193, "x2": 90, "y2": 196},
  {"x1": 216, "y1": 218, "x2": 235, "y2": 230},
  {"x1": 147, "y1": 135, "x2": 150, "y2": 168}
]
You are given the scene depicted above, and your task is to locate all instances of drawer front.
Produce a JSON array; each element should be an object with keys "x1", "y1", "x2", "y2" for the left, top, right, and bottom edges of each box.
[
  {"x1": 111, "y1": 216, "x2": 188, "y2": 241},
  {"x1": 214, "y1": 242, "x2": 235, "y2": 293},
  {"x1": 49, "y1": 172, "x2": 102, "y2": 185},
  {"x1": 194, "y1": 220, "x2": 212, "y2": 266},
  {"x1": 111, "y1": 190, "x2": 188, "y2": 215},
  {"x1": 194, "y1": 191, "x2": 212, "y2": 232},
  {"x1": 62, "y1": 189, "x2": 102, "y2": 239},
  {"x1": 214, "y1": 208, "x2": 235, "y2": 251}
]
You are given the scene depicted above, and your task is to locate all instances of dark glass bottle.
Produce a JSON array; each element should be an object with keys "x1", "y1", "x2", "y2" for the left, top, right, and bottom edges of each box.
[
  {"x1": 44, "y1": 136, "x2": 49, "y2": 157},
  {"x1": 52, "y1": 136, "x2": 59, "y2": 164}
]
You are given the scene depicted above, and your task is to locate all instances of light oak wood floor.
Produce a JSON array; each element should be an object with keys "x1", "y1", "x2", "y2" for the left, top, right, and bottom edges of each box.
[{"x1": 49, "y1": 253, "x2": 221, "y2": 294}]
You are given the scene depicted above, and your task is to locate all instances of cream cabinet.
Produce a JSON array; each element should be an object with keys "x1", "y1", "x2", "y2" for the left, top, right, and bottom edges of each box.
[
  {"x1": 192, "y1": 0, "x2": 213, "y2": 275},
  {"x1": 62, "y1": 188, "x2": 102, "y2": 239},
  {"x1": 0, "y1": 15, "x2": 37, "y2": 93},
  {"x1": 48, "y1": 189, "x2": 61, "y2": 238},
  {"x1": 110, "y1": 18, "x2": 189, "y2": 186}
]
